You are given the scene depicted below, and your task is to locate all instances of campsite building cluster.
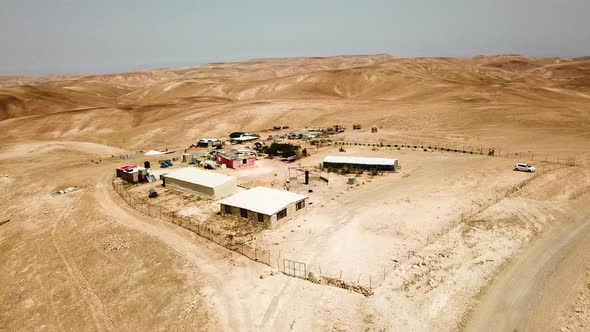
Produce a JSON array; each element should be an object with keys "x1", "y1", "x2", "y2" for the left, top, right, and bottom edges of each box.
[{"x1": 115, "y1": 127, "x2": 399, "y2": 230}]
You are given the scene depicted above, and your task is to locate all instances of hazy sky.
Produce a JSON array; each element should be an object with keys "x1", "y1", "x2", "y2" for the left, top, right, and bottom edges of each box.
[{"x1": 1, "y1": 0, "x2": 589, "y2": 76}]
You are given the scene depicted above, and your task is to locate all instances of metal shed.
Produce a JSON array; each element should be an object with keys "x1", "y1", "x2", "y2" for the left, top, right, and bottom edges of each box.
[
  {"x1": 322, "y1": 156, "x2": 399, "y2": 172},
  {"x1": 162, "y1": 168, "x2": 237, "y2": 200}
]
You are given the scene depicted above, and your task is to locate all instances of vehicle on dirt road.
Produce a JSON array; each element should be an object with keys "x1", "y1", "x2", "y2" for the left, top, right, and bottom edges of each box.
[{"x1": 514, "y1": 163, "x2": 536, "y2": 172}]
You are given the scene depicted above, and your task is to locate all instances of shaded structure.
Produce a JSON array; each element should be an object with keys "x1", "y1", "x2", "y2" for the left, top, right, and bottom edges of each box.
[
  {"x1": 162, "y1": 167, "x2": 237, "y2": 200},
  {"x1": 323, "y1": 156, "x2": 399, "y2": 172},
  {"x1": 219, "y1": 187, "x2": 308, "y2": 229},
  {"x1": 216, "y1": 149, "x2": 256, "y2": 169},
  {"x1": 116, "y1": 165, "x2": 146, "y2": 183},
  {"x1": 196, "y1": 138, "x2": 222, "y2": 148}
]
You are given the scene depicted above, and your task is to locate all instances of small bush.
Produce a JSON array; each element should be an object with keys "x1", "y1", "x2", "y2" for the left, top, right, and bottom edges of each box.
[{"x1": 263, "y1": 142, "x2": 301, "y2": 158}]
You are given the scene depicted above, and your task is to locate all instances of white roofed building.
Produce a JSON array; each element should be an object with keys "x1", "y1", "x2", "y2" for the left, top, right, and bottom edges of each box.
[
  {"x1": 162, "y1": 168, "x2": 237, "y2": 200},
  {"x1": 323, "y1": 156, "x2": 399, "y2": 172},
  {"x1": 219, "y1": 187, "x2": 309, "y2": 229}
]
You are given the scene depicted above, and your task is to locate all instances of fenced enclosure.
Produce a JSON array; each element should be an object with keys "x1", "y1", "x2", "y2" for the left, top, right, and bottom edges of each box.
[
  {"x1": 112, "y1": 179, "x2": 273, "y2": 266},
  {"x1": 110, "y1": 147, "x2": 580, "y2": 296},
  {"x1": 333, "y1": 140, "x2": 583, "y2": 167},
  {"x1": 111, "y1": 177, "x2": 383, "y2": 295}
]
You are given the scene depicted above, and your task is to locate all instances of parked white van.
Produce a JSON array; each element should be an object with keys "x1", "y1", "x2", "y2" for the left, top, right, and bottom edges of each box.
[{"x1": 514, "y1": 163, "x2": 536, "y2": 172}]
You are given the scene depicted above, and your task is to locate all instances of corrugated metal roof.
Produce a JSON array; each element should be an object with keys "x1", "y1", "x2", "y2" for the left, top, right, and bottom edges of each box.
[
  {"x1": 323, "y1": 156, "x2": 397, "y2": 166},
  {"x1": 164, "y1": 168, "x2": 236, "y2": 188},
  {"x1": 219, "y1": 187, "x2": 308, "y2": 215}
]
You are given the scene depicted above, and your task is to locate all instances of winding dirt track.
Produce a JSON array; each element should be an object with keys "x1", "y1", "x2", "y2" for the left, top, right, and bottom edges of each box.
[
  {"x1": 49, "y1": 190, "x2": 116, "y2": 332},
  {"x1": 95, "y1": 175, "x2": 251, "y2": 331},
  {"x1": 465, "y1": 211, "x2": 590, "y2": 331}
]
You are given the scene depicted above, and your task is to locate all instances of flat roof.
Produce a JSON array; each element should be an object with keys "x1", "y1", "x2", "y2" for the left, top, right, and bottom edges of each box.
[
  {"x1": 218, "y1": 149, "x2": 256, "y2": 160},
  {"x1": 219, "y1": 187, "x2": 308, "y2": 215},
  {"x1": 323, "y1": 156, "x2": 398, "y2": 166},
  {"x1": 164, "y1": 168, "x2": 236, "y2": 188},
  {"x1": 117, "y1": 165, "x2": 143, "y2": 173}
]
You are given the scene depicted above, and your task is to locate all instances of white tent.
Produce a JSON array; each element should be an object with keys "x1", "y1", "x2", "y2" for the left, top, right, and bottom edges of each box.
[{"x1": 144, "y1": 150, "x2": 165, "y2": 156}]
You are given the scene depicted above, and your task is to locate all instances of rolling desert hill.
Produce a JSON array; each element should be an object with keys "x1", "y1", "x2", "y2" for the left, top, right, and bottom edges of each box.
[
  {"x1": 2, "y1": 54, "x2": 590, "y2": 331},
  {"x1": 1, "y1": 54, "x2": 589, "y2": 156}
]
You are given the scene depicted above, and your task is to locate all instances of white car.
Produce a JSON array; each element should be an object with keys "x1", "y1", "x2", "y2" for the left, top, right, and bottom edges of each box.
[{"x1": 514, "y1": 163, "x2": 536, "y2": 172}]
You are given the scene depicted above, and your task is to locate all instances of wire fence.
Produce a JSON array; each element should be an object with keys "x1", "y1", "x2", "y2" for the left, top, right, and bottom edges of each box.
[
  {"x1": 111, "y1": 153, "x2": 578, "y2": 295},
  {"x1": 112, "y1": 177, "x2": 382, "y2": 295},
  {"x1": 366, "y1": 158, "x2": 577, "y2": 290},
  {"x1": 333, "y1": 140, "x2": 582, "y2": 166},
  {"x1": 112, "y1": 179, "x2": 273, "y2": 265}
]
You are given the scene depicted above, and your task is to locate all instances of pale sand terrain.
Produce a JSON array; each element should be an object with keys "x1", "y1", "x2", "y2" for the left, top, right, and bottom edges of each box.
[{"x1": 1, "y1": 54, "x2": 590, "y2": 331}]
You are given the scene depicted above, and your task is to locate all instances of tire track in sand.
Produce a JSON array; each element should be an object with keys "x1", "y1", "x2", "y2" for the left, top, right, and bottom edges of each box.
[
  {"x1": 96, "y1": 175, "x2": 250, "y2": 331},
  {"x1": 49, "y1": 190, "x2": 116, "y2": 331}
]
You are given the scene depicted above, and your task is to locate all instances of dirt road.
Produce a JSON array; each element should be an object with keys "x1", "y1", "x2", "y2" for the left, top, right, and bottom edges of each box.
[
  {"x1": 96, "y1": 175, "x2": 255, "y2": 331},
  {"x1": 464, "y1": 207, "x2": 590, "y2": 331}
]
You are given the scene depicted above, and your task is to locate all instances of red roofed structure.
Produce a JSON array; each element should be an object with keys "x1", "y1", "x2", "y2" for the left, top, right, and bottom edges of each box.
[{"x1": 116, "y1": 165, "x2": 146, "y2": 183}]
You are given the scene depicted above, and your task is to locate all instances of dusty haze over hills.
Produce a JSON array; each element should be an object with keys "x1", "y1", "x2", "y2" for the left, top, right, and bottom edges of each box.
[{"x1": 3, "y1": 0, "x2": 590, "y2": 75}]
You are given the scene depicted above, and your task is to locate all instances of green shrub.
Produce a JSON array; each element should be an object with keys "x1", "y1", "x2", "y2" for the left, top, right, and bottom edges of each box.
[{"x1": 264, "y1": 142, "x2": 301, "y2": 158}]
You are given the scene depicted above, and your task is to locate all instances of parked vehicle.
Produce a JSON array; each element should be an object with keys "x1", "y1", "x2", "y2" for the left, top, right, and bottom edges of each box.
[
  {"x1": 196, "y1": 138, "x2": 222, "y2": 148},
  {"x1": 229, "y1": 132, "x2": 260, "y2": 140},
  {"x1": 148, "y1": 189, "x2": 158, "y2": 198},
  {"x1": 514, "y1": 163, "x2": 536, "y2": 172},
  {"x1": 203, "y1": 160, "x2": 217, "y2": 169}
]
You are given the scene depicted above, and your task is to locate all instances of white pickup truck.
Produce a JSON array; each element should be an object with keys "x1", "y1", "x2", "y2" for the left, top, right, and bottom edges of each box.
[{"x1": 514, "y1": 163, "x2": 536, "y2": 173}]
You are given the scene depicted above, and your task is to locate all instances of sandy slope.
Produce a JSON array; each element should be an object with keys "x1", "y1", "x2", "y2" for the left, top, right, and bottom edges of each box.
[
  {"x1": 1, "y1": 54, "x2": 590, "y2": 331},
  {"x1": 1, "y1": 55, "x2": 589, "y2": 160},
  {"x1": 465, "y1": 205, "x2": 590, "y2": 331}
]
